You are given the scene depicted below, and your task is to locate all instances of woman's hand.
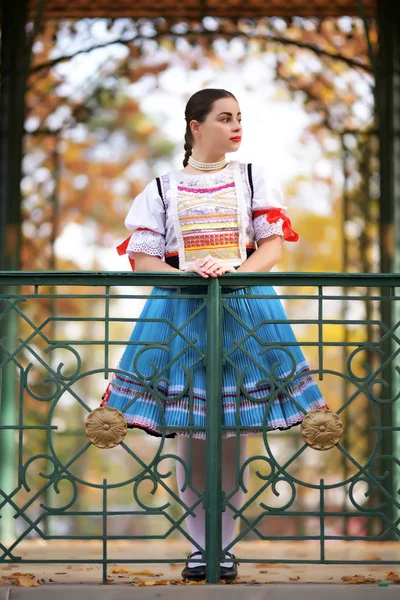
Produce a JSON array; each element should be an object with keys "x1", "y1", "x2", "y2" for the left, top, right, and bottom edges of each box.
[{"x1": 185, "y1": 255, "x2": 236, "y2": 278}]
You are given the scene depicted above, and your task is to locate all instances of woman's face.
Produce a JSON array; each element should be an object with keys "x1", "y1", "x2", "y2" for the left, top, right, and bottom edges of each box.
[{"x1": 190, "y1": 97, "x2": 242, "y2": 155}]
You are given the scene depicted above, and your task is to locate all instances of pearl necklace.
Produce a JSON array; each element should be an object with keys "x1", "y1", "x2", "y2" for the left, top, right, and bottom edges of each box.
[{"x1": 188, "y1": 155, "x2": 228, "y2": 171}]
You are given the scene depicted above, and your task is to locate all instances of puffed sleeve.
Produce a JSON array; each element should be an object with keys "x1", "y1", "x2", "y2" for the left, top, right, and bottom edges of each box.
[
  {"x1": 251, "y1": 164, "x2": 299, "y2": 243},
  {"x1": 116, "y1": 179, "x2": 166, "y2": 269}
]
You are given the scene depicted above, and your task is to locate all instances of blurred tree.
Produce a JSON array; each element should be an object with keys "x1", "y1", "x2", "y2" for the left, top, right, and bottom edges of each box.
[{"x1": 14, "y1": 15, "x2": 382, "y2": 540}]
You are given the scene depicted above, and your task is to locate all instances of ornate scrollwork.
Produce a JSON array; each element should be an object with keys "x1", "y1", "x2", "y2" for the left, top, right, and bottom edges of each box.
[
  {"x1": 85, "y1": 406, "x2": 127, "y2": 448},
  {"x1": 301, "y1": 408, "x2": 343, "y2": 450},
  {"x1": 24, "y1": 344, "x2": 82, "y2": 402}
]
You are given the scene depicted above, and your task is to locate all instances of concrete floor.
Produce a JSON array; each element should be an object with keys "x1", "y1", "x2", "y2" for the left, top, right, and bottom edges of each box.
[
  {"x1": 1, "y1": 584, "x2": 400, "y2": 600},
  {"x1": 1, "y1": 540, "x2": 400, "y2": 597}
]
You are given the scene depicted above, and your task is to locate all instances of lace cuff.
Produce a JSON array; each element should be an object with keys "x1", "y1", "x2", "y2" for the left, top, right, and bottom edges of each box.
[
  {"x1": 253, "y1": 215, "x2": 284, "y2": 242},
  {"x1": 126, "y1": 229, "x2": 165, "y2": 258}
]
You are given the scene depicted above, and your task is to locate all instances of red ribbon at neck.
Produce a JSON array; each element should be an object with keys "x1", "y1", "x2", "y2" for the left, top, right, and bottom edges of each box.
[{"x1": 252, "y1": 208, "x2": 299, "y2": 242}]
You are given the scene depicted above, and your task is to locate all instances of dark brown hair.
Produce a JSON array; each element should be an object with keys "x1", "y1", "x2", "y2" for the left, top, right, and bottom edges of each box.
[{"x1": 183, "y1": 88, "x2": 237, "y2": 167}]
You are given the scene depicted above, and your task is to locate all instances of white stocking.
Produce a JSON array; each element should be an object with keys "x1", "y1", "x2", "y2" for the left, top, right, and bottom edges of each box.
[
  {"x1": 176, "y1": 435, "x2": 248, "y2": 567},
  {"x1": 221, "y1": 435, "x2": 249, "y2": 563},
  {"x1": 176, "y1": 436, "x2": 206, "y2": 565}
]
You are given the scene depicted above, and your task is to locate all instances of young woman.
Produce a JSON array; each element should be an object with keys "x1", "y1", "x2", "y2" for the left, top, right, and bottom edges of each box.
[{"x1": 101, "y1": 88, "x2": 328, "y2": 581}]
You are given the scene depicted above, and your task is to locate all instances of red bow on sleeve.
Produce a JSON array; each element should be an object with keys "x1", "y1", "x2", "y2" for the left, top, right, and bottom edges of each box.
[
  {"x1": 115, "y1": 228, "x2": 155, "y2": 271},
  {"x1": 116, "y1": 235, "x2": 135, "y2": 270},
  {"x1": 252, "y1": 208, "x2": 299, "y2": 242},
  {"x1": 116, "y1": 235, "x2": 131, "y2": 256}
]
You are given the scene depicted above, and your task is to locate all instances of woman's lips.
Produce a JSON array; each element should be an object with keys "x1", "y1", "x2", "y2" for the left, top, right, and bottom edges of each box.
[{"x1": 230, "y1": 137, "x2": 241, "y2": 142}]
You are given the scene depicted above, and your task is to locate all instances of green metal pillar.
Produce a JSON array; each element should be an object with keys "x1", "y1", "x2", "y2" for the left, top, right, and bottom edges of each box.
[
  {"x1": 0, "y1": 0, "x2": 28, "y2": 541},
  {"x1": 0, "y1": 0, "x2": 27, "y2": 267},
  {"x1": 205, "y1": 279, "x2": 223, "y2": 582},
  {"x1": 376, "y1": 0, "x2": 400, "y2": 536}
]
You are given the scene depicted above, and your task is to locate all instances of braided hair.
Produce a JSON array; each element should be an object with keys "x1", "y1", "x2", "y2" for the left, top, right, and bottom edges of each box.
[{"x1": 183, "y1": 88, "x2": 236, "y2": 167}]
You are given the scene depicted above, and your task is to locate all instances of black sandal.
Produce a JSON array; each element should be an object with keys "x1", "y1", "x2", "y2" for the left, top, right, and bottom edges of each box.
[
  {"x1": 181, "y1": 551, "x2": 206, "y2": 581},
  {"x1": 220, "y1": 551, "x2": 238, "y2": 581},
  {"x1": 181, "y1": 551, "x2": 238, "y2": 582}
]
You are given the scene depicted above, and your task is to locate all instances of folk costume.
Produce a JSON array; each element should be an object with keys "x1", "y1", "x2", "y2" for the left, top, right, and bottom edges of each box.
[{"x1": 101, "y1": 160, "x2": 328, "y2": 438}]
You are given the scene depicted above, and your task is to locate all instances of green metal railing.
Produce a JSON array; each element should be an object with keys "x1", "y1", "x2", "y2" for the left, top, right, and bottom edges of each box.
[{"x1": 0, "y1": 271, "x2": 399, "y2": 583}]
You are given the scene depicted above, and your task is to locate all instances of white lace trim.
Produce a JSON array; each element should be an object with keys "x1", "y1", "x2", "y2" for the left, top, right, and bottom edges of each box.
[
  {"x1": 253, "y1": 215, "x2": 284, "y2": 242},
  {"x1": 126, "y1": 229, "x2": 165, "y2": 258}
]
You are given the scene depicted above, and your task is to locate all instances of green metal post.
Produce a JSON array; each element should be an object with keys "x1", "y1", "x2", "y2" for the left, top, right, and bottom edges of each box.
[
  {"x1": 377, "y1": 0, "x2": 400, "y2": 536},
  {"x1": 0, "y1": 311, "x2": 19, "y2": 542},
  {"x1": 0, "y1": 0, "x2": 28, "y2": 541},
  {"x1": 0, "y1": 0, "x2": 27, "y2": 267},
  {"x1": 205, "y1": 279, "x2": 223, "y2": 583}
]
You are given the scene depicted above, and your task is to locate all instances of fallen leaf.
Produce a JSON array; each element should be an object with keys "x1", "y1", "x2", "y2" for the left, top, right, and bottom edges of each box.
[
  {"x1": 111, "y1": 568, "x2": 131, "y2": 574},
  {"x1": 54, "y1": 572, "x2": 67, "y2": 575},
  {"x1": 341, "y1": 575, "x2": 379, "y2": 584},
  {"x1": 65, "y1": 566, "x2": 72, "y2": 570},
  {"x1": 4, "y1": 573, "x2": 36, "y2": 581},
  {"x1": 129, "y1": 570, "x2": 159, "y2": 576},
  {"x1": 12, "y1": 577, "x2": 41, "y2": 587},
  {"x1": 386, "y1": 572, "x2": 400, "y2": 581},
  {"x1": 186, "y1": 580, "x2": 206, "y2": 585},
  {"x1": 259, "y1": 570, "x2": 268, "y2": 573},
  {"x1": 289, "y1": 576, "x2": 301, "y2": 581},
  {"x1": 135, "y1": 580, "x2": 171, "y2": 587}
]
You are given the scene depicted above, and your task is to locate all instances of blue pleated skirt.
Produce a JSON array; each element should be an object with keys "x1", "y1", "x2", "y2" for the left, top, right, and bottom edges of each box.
[{"x1": 101, "y1": 285, "x2": 328, "y2": 439}]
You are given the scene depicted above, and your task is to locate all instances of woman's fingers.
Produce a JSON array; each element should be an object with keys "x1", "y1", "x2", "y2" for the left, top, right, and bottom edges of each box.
[
  {"x1": 202, "y1": 257, "x2": 224, "y2": 272},
  {"x1": 196, "y1": 266, "x2": 209, "y2": 278},
  {"x1": 186, "y1": 262, "x2": 208, "y2": 277},
  {"x1": 190, "y1": 256, "x2": 235, "y2": 278},
  {"x1": 200, "y1": 259, "x2": 216, "y2": 272},
  {"x1": 197, "y1": 255, "x2": 212, "y2": 267}
]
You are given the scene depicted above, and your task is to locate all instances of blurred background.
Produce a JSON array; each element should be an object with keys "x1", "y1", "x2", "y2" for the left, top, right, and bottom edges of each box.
[{"x1": 2, "y1": 1, "x2": 399, "y2": 553}]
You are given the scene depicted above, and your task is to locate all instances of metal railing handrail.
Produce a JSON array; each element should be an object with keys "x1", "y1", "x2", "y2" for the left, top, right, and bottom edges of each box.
[
  {"x1": 1, "y1": 270, "x2": 399, "y2": 583},
  {"x1": 0, "y1": 270, "x2": 400, "y2": 287}
]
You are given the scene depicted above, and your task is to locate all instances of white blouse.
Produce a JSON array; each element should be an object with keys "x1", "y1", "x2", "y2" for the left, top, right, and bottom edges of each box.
[{"x1": 123, "y1": 161, "x2": 297, "y2": 270}]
